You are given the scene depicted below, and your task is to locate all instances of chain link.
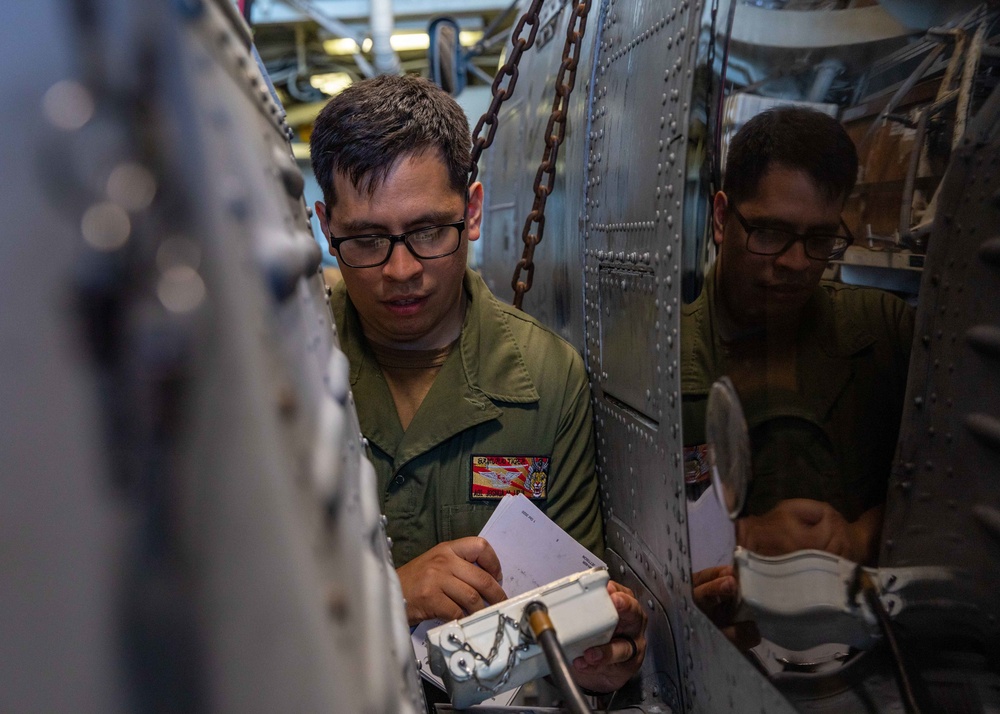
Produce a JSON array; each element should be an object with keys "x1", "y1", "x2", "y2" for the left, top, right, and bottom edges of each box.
[
  {"x1": 511, "y1": 0, "x2": 593, "y2": 309},
  {"x1": 468, "y1": 0, "x2": 545, "y2": 187},
  {"x1": 465, "y1": 0, "x2": 593, "y2": 310},
  {"x1": 447, "y1": 613, "x2": 533, "y2": 694}
]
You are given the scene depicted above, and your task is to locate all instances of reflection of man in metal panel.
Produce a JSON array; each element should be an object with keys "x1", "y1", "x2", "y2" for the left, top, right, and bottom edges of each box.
[
  {"x1": 683, "y1": 107, "x2": 915, "y2": 609},
  {"x1": 310, "y1": 74, "x2": 645, "y2": 693}
]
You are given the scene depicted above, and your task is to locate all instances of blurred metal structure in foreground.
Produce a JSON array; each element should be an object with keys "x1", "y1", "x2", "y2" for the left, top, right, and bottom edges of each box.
[{"x1": 0, "y1": 1, "x2": 420, "y2": 712}]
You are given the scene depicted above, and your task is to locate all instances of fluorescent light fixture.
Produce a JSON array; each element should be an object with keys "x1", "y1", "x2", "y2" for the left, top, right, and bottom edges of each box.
[
  {"x1": 323, "y1": 31, "x2": 482, "y2": 56},
  {"x1": 323, "y1": 37, "x2": 372, "y2": 54},
  {"x1": 389, "y1": 33, "x2": 430, "y2": 52},
  {"x1": 310, "y1": 72, "x2": 353, "y2": 96},
  {"x1": 458, "y1": 31, "x2": 484, "y2": 46}
]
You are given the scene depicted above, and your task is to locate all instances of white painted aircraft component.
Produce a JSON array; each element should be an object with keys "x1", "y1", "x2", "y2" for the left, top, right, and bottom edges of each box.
[{"x1": 426, "y1": 568, "x2": 617, "y2": 709}]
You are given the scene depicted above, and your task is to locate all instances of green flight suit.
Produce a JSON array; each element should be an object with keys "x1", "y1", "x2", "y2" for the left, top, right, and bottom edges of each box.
[
  {"x1": 681, "y1": 268, "x2": 915, "y2": 520},
  {"x1": 332, "y1": 269, "x2": 604, "y2": 567}
]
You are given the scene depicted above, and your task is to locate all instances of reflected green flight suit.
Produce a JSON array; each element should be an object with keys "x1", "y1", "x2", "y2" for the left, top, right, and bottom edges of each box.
[
  {"x1": 332, "y1": 269, "x2": 604, "y2": 566},
  {"x1": 681, "y1": 268, "x2": 915, "y2": 520}
]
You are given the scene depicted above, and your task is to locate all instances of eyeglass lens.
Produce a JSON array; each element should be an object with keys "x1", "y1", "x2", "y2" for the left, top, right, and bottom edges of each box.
[
  {"x1": 749, "y1": 228, "x2": 849, "y2": 260},
  {"x1": 338, "y1": 224, "x2": 462, "y2": 267}
]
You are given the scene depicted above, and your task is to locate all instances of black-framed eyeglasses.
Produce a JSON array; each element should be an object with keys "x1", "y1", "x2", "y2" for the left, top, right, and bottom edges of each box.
[
  {"x1": 328, "y1": 219, "x2": 465, "y2": 268},
  {"x1": 729, "y1": 203, "x2": 853, "y2": 261}
]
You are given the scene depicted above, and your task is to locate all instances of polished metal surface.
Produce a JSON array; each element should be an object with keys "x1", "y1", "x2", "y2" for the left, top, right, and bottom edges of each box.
[
  {"x1": 8, "y1": 0, "x2": 1000, "y2": 711},
  {"x1": 480, "y1": 0, "x2": 1000, "y2": 711},
  {"x1": 480, "y1": 1, "x2": 797, "y2": 711}
]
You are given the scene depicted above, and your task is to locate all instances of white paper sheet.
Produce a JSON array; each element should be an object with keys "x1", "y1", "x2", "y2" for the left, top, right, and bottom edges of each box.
[{"x1": 687, "y1": 485, "x2": 737, "y2": 572}]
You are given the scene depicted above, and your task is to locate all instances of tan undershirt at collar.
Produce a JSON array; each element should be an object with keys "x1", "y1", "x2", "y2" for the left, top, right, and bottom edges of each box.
[{"x1": 370, "y1": 340, "x2": 457, "y2": 431}]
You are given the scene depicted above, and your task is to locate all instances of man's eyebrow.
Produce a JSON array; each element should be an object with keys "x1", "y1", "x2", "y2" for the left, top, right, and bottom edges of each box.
[
  {"x1": 750, "y1": 216, "x2": 842, "y2": 234},
  {"x1": 337, "y1": 218, "x2": 390, "y2": 234},
  {"x1": 337, "y1": 210, "x2": 461, "y2": 235}
]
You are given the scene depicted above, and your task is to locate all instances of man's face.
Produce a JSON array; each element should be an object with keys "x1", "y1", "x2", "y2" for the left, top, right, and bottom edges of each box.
[
  {"x1": 316, "y1": 151, "x2": 482, "y2": 350},
  {"x1": 713, "y1": 165, "x2": 844, "y2": 329}
]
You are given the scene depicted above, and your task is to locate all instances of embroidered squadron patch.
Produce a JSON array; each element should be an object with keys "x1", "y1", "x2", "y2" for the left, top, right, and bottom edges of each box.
[
  {"x1": 683, "y1": 444, "x2": 713, "y2": 501},
  {"x1": 470, "y1": 455, "x2": 549, "y2": 500},
  {"x1": 683, "y1": 444, "x2": 711, "y2": 485}
]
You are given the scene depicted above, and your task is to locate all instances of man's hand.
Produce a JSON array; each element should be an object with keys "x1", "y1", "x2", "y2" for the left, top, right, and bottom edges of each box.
[
  {"x1": 736, "y1": 499, "x2": 882, "y2": 564},
  {"x1": 571, "y1": 581, "x2": 647, "y2": 693},
  {"x1": 692, "y1": 565, "x2": 738, "y2": 626},
  {"x1": 396, "y1": 537, "x2": 507, "y2": 626},
  {"x1": 692, "y1": 565, "x2": 760, "y2": 650}
]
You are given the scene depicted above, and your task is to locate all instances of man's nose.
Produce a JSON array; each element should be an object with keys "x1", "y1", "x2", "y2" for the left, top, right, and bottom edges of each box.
[
  {"x1": 774, "y1": 239, "x2": 812, "y2": 272},
  {"x1": 382, "y1": 240, "x2": 423, "y2": 282}
]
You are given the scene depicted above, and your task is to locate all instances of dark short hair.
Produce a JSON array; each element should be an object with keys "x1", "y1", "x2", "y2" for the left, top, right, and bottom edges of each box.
[
  {"x1": 309, "y1": 74, "x2": 472, "y2": 207},
  {"x1": 723, "y1": 106, "x2": 858, "y2": 205}
]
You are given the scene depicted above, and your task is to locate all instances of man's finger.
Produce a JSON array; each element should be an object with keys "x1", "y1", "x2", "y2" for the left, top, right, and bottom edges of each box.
[
  {"x1": 441, "y1": 578, "x2": 493, "y2": 617},
  {"x1": 693, "y1": 574, "x2": 737, "y2": 604},
  {"x1": 449, "y1": 556, "x2": 507, "y2": 606},
  {"x1": 448, "y1": 536, "x2": 503, "y2": 581},
  {"x1": 425, "y1": 591, "x2": 467, "y2": 623},
  {"x1": 693, "y1": 565, "x2": 733, "y2": 587},
  {"x1": 579, "y1": 636, "x2": 637, "y2": 667},
  {"x1": 607, "y1": 580, "x2": 635, "y2": 598},
  {"x1": 609, "y1": 589, "x2": 645, "y2": 633}
]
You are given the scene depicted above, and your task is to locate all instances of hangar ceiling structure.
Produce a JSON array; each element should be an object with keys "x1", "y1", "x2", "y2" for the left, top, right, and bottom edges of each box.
[{"x1": 245, "y1": 0, "x2": 515, "y2": 135}]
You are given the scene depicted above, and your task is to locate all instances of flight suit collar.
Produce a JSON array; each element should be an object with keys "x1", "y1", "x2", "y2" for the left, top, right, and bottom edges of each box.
[
  {"x1": 682, "y1": 267, "x2": 877, "y2": 419},
  {"x1": 459, "y1": 269, "x2": 539, "y2": 405}
]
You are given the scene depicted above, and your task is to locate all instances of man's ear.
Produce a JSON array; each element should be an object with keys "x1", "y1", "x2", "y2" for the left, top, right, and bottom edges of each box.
[
  {"x1": 712, "y1": 191, "x2": 728, "y2": 247},
  {"x1": 465, "y1": 182, "x2": 484, "y2": 243},
  {"x1": 314, "y1": 200, "x2": 335, "y2": 256}
]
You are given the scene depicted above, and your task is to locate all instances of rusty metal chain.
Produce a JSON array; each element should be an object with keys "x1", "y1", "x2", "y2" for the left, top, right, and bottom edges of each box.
[
  {"x1": 510, "y1": 0, "x2": 592, "y2": 309},
  {"x1": 468, "y1": 0, "x2": 544, "y2": 187}
]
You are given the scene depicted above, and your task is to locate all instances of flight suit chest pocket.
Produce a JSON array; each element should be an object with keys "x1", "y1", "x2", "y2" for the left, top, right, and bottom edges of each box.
[
  {"x1": 441, "y1": 503, "x2": 499, "y2": 542},
  {"x1": 747, "y1": 414, "x2": 844, "y2": 516}
]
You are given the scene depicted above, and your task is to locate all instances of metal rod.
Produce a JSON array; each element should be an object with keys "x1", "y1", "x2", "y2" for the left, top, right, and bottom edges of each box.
[
  {"x1": 900, "y1": 110, "x2": 929, "y2": 239},
  {"x1": 861, "y1": 43, "x2": 945, "y2": 152},
  {"x1": 282, "y1": 0, "x2": 375, "y2": 78},
  {"x1": 524, "y1": 601, "x2": 591, "y2": 714},
  {"x1": 954, "y1": 21, "x2": 986, "y2": 149},
  {"x1": 370, "y1": 0, "x2": 401, "y2": 75},
  {"x1": 857, "y1": 571, "x2": 927, "y2": 714}
]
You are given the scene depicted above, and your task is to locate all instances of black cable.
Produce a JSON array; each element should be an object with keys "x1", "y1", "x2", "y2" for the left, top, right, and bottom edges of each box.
[{"x1": 524, "y1": 601, "x2": 592, "y2": 714}]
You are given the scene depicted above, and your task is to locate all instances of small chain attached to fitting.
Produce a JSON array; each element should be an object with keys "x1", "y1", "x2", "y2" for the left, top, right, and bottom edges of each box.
[{"x1": 447, "y1": 613, "x2": 533, "y2": 695}]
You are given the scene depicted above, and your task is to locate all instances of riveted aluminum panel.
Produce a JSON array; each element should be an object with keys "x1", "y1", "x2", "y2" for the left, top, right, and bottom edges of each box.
[
  {"x1": 482, "y1": 0, "x2": 800, "y2": 711},
  {"x1": 580, "y1": 4, "x2": 795, "y2": 712},
  {"x1": 880, "y1": 96, "x2": 1000, "y2": 649},
  {"x1": 598, "y1": 267, "x2": 660, "y2": 419},
  {"x1": 479, "y1": 0, "x2": 593, "y2": 346},
  {"x1": 584, "y1": 0, "x2": 691, "y2": 605}
]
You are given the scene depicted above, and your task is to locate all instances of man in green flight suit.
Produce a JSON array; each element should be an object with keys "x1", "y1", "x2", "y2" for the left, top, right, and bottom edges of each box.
[
  {"x1": 310, "y1": 74, "x2": 645, "y2": 694},
  {"x1": 684, "y1": 107, "x2": 915, "y2": 613}
]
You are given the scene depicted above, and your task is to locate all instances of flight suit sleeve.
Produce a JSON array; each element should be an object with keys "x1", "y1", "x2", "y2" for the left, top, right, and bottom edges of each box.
[{"x1": 541, "y1": 351, "x2": 605, "y2": 558}]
